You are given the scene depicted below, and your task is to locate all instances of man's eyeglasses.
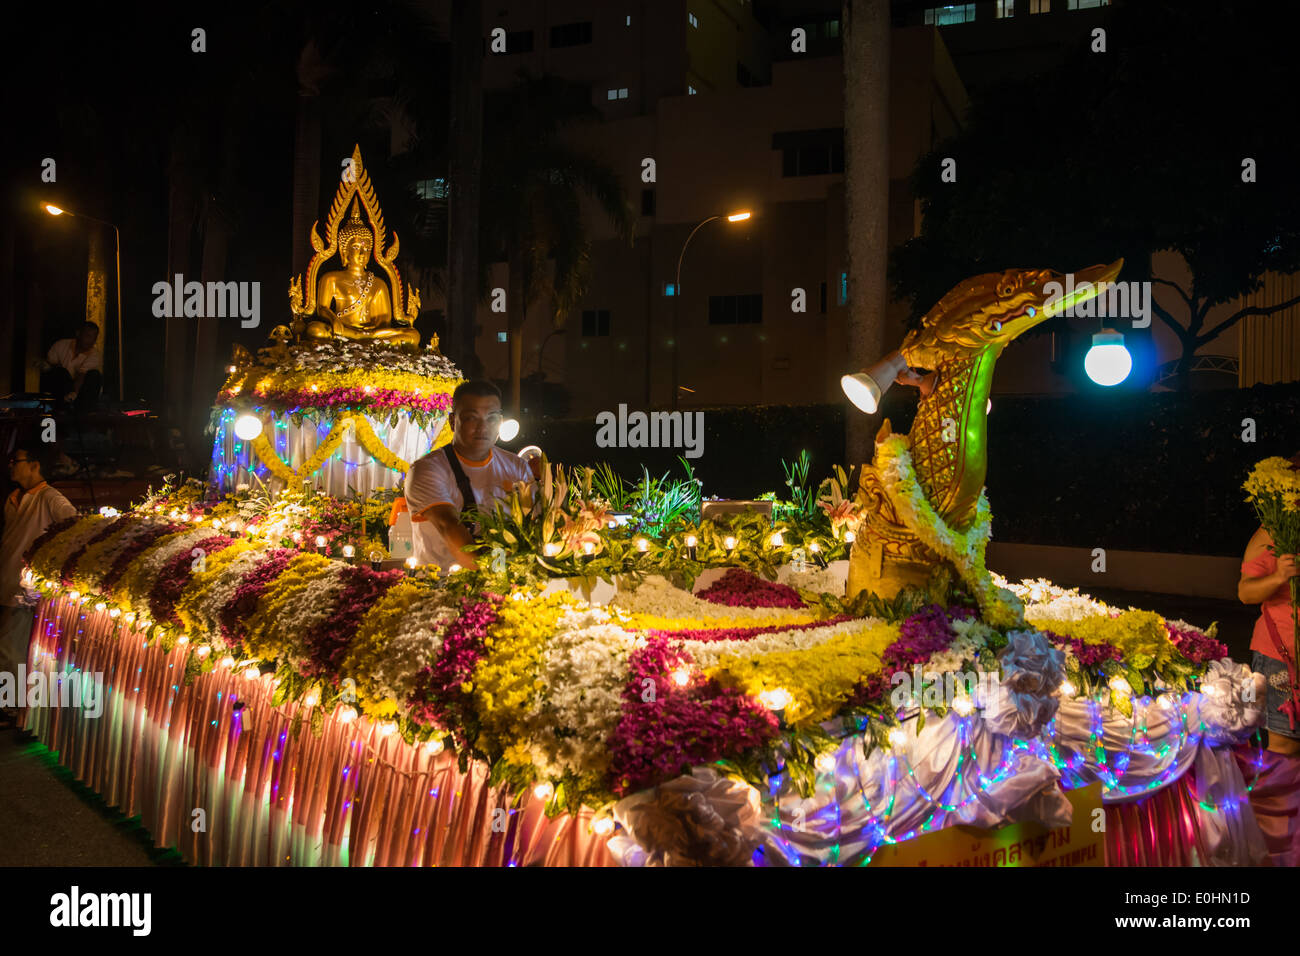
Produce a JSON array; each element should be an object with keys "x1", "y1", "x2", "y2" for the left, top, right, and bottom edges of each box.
[{"x1": 8, "y1": 456, "x2": 30, "y2": 465}]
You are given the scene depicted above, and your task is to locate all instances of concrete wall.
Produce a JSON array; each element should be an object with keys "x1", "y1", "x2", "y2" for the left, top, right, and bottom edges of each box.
[{"x1": 987, "y1": 541, "x2": 1243, "y2": 600}]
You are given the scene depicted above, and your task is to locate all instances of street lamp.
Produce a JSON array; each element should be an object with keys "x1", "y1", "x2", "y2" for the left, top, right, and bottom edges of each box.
[
  {"x1": 42, "y1": 203, "x2": 124, "y2": 402},
  {"x1": 671, "y1": 210, "x2": 753, "y2": 410}
]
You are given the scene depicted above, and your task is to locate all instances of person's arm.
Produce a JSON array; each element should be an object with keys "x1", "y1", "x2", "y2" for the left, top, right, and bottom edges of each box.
[
  {"x1": 47, "y1": 491, "x2": 77, "y2": 524},
  {"x1": 1239, "y1": 527, "x2": 1297, "y2": 603},
  {"x1": 425, "y1": 503, "x2": 479, "y2": 569}
]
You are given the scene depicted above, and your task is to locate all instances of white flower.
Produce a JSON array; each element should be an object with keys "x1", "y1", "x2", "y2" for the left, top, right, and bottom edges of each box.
[{"x1": 682, "y1": 616, "x2": 885, "y2": 670}]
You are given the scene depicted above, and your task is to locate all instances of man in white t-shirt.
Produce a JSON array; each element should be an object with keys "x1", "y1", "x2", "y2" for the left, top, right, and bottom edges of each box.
[
  {"x1": 42, "y1": 322, "x2": 103, "y2": 412},
  {"x1": 403, "y1": 381, "x2": 532, "y2": 571}
]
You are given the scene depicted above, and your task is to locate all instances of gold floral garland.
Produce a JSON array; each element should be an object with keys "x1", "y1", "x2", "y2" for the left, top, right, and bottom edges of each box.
[{"x1": 248, "y1": 412, "x2": 452, "y2": 484}]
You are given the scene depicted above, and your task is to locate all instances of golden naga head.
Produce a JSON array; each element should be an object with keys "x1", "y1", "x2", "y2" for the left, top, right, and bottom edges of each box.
[{"x1": 900, "y1": 259, "x2": 1124, "y2": 368}]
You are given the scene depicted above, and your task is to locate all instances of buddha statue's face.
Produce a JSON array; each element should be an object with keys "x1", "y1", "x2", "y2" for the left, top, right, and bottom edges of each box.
[{"x1": 340, "y1": 233, "x2": 373, "y2": 271}]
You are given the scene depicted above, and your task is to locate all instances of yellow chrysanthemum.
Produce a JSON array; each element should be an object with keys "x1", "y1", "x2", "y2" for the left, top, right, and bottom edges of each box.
[
  {"x1": 708, "y1": 620, "x2": 900, "y2": 726},
  {"x1": 471, "y1": 591, "x2": 577, "y2": 749}
]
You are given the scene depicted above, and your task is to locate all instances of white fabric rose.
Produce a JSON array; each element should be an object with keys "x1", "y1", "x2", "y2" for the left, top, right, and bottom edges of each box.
[
  {"x1": 982, "y1": 629, "x2": 1065, "y2": 738},
  {"x1": 611, "y1": 768, "x2": 769, "y2": 867}
]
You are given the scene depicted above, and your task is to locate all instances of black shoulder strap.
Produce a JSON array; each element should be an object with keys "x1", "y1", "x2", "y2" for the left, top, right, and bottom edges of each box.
[{"x1": 443, "y1": 445, "x2": 478, "y2": 510}]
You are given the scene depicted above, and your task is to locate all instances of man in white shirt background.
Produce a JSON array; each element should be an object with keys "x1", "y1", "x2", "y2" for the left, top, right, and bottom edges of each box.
[
  {"x1": 1, "y1": 445, "x2": 77, "y2": 726},
  {"x1": 41, "y1": 322, "x2": 103, "y2": 412},
  {"x1": 404, "y1": 381, "x2": 533, "y2": 572}
]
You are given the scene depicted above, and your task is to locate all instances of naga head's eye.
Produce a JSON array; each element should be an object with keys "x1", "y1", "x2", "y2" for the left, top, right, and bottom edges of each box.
[{"x1": 989, "y1": 319, "x2": 1003, "y2": 332}]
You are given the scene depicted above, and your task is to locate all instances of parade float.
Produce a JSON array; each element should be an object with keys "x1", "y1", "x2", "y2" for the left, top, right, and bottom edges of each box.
[{"x1": 16, "y1": 148, "x2": 1286, "y2": 867}]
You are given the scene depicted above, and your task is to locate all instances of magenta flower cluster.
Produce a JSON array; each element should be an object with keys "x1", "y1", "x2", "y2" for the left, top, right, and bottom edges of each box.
[
  {"x1": 23, "y1": 514, "x2": 83, "y2": 565},
  {"x1": 647, "y1": 614, "x2": 854, "y2": 644},
  {"x1": 99, "y1": 522, "x2": 188, "y2": 594},
  {"x1": 407, "y1": 596, "x2": 501, "y2": 739},
  {"x1": 605, "y1": 637, "x2": 780, "y2": 796},
  {"x1": 1165, "y1": 621, "x2": 1228, "y2": 665},
  {"x1": 242, "y1": 386, "x2": 453, "y2": 414},
  {"x1": 56, "y1": 516, "x2": 128, "y2": 586},
  {"x1": 301, "y1": 565, "x2": 405, "y2": 679},
  {"x1": 848, "y1": 604, "x2": 973, "y2": 706},
  {"x1": 151, "y1": 535, "x2": 235, "y2": 626},
  {"x1": 1041, "y1": 629, "x2": 1123, "y2": 669},
  {"x1": 219, "y1": 549, "x2": 296, "y2": 651},
  {"x1": 696, "y1": 568, "x2": 804, "y2": 609}
]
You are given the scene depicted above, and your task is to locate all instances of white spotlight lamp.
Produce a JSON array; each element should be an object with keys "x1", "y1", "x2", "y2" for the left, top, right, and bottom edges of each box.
[
  {"x1": 841, "y1": 350, "x2": 908, "y2": 414},
  {"x1": 1084, "y1": 329, "x2": 1132, "y2": 387},
  {"x1": 499, "y1": 418, "x2": 520, "y2": 442},
  {"x1": 234, "y1": 414, "x2": 264, "y2": 441}
]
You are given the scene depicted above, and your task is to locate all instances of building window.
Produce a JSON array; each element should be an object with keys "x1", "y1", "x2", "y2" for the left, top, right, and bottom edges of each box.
[
  {"x1": 796, "y1": 17, "x2": 839, "y2": 40},
  {"x1": 688, "y1": 85, "x2": 697, "y2": 95},
  {"x1": 688, "y1": 12, "x2": 699, "y2": 27},
  {"x1": 1067, "y1": 0, "x2": 1108, "y2": 8},
  {"x1": 503, "y1": 29, "x2": 534, "y2": 53},
  {"x1": 838, "y1": 271, "x2": 848, "y2": 306},
  {"x1": 582, "y1": 309, "x2": 610, "y2": 336},
  {"x1": 708, "y1": 294, "x2": 762, "y2": 325},
  {"x1": 607, "y1": 88, "x2": 618, "y2": 100},
  {"x1": 1029, "y1": 0, "x2": 1050, "y2": 12},
  {"x1": 415, "y1": 178, "x2": 447, "y2": 199},
  {"x1": 737, "y1": 62, "x2": 754, "y2": 86},
  {"x1": 618, "y1": 87, "x2": 628, "y2": 99},
  {"x1": 923, "y1": 4, "x2": 977, "y2": 25},
  {"x1": 550, "y1": 21, "x2": 592, "y2": 47},
  {"x1": 496, "y1": 331, "x2": 508, "y2": 343},
  {"x1": 775, "y1": 128, "x2": 845, "y2": 177},
  {"x1": 819, "y1": 282, "x2": 827, "y2": 314},
  {"x1": 996, "y1": 0, "x2": 1014, "y2": 16},
  {"x1": 641, "y1": 188, "x2": 656, "y2": 216},
  {"x1": 626, "y1": 15, "x2": 631, "y2": 26}
]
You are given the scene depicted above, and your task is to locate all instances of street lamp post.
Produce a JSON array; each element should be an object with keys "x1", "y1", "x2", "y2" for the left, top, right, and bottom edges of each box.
[
  {"x1": 671, "y1": 211, "x2": 751, "y2": 411},
  {"x1": 42, "y1": 204, "x2": 124, "y2": 402}
]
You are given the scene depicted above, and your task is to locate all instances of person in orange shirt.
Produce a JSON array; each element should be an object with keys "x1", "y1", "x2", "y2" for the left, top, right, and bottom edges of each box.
[
  {"x1": 1238, "y1": 450, "x2": 1300, "y2": 865},
  {"x1": 2, "y1": 445, "x2": 77, "y2": 726}
]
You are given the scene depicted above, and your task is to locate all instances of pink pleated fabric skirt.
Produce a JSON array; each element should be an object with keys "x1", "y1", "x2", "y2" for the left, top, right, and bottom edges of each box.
[{"x1": 21, "y1": 594, "x2": 615, "y2": 867}]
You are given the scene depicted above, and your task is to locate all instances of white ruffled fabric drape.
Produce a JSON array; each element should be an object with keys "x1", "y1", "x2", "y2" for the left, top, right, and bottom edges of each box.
[
  {"x1": 209, "y1": 409, "x2": 445, "y2": 498},
  {"x1": 611, "y1": 655, "x2": 1267, "y2": 867}
]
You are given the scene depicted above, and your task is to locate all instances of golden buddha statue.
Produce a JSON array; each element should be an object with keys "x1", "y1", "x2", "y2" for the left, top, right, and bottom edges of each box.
[
  {"x1": 304, "y1": 198, "x2": 418, "y2": 345},
  {"x1": 289, "y1": 144, "x2": 424, "y2": 349}
]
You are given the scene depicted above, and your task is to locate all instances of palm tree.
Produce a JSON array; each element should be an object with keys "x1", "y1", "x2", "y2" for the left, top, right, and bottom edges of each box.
[
  {"x1": 480, "y1": 73, "x2": 637, "y2": 412},
  {"x1": 841, "y1": 0, "x2": 891, "y2": 465}
]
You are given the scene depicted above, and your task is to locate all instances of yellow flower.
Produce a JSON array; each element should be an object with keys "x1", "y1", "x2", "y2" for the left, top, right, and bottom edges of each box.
[
  {"x1": 471, "y1": 591, "x2": 577, "y2": 750},
  {"x1": 707, "y1": 620, "x2": 899, "y2": 726}
]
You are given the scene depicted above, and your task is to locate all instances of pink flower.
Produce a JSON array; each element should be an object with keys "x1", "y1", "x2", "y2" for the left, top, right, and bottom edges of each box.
[{"x1": 696, "y1": 568, "x2": 803, "y2": 609}]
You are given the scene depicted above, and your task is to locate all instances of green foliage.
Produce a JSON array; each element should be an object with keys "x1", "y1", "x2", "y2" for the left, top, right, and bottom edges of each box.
[{"x1": 781, "y1": 449, "x2": 817, "y2": 520}]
